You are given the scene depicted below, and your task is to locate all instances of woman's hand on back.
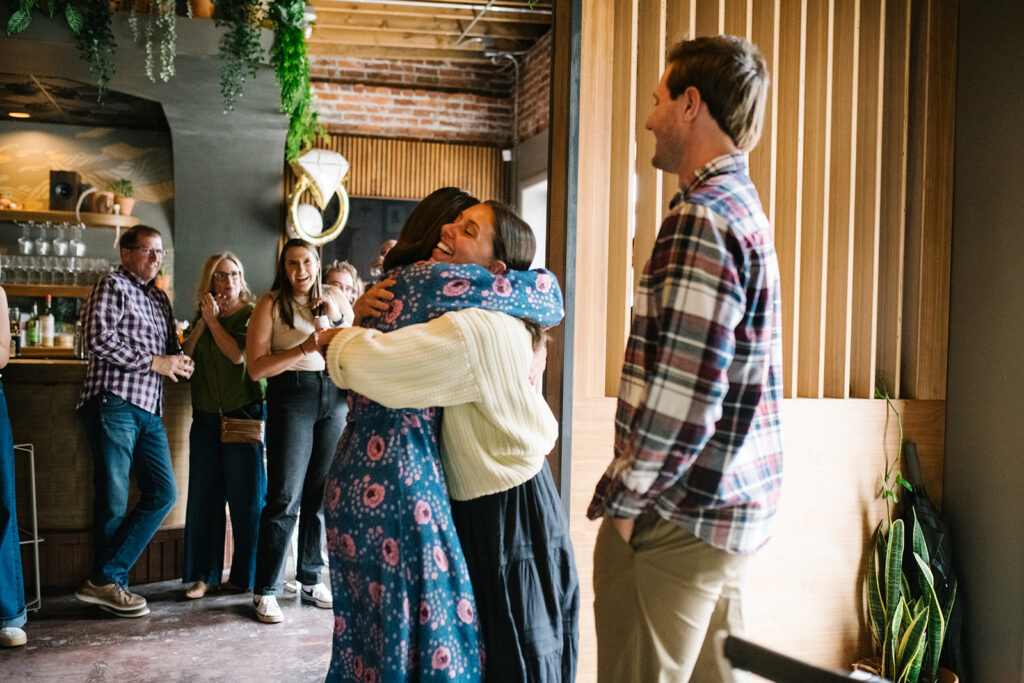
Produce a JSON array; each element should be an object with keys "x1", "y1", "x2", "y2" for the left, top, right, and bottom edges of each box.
[{"x1": 353, "y1": 276, "x2": 396, "y2": 325}]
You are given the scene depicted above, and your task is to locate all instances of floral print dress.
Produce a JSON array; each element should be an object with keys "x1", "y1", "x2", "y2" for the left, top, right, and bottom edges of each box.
[{"x1": 324, "y1": 262, "x2": 564, "y2": 682}]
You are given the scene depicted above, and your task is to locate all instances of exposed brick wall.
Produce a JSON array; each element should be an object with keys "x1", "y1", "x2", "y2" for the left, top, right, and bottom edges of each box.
[
  {"x1": 517, "y1": 29, "x2": 551, "y2": 142},
  {"x1": 309, "y1": 30, "x2": 551, "y2": 147},
  {"x1": 312, "y1": 82, "x2": 512, "y2": 146},
  {"x1": 310, "y1": 56, "x2": 514, "y2": 99}
]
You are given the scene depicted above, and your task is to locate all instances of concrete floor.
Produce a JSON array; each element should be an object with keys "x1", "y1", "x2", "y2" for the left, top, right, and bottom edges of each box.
[{"x1": 0, "y1": 580, "x2": 334, "y2": 682}]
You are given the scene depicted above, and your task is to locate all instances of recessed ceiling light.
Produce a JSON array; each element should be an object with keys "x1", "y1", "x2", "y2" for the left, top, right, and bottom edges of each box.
[{"x1": 8, "y1": 112, "x2": 31, "y2": 119}]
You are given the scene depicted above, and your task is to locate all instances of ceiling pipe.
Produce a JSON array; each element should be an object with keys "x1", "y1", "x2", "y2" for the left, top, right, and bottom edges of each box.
[{"x1": 454, "y1": 0, "x2": 496, "y2": 46}]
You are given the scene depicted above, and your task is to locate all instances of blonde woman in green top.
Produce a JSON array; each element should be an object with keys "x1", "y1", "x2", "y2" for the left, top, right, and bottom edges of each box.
[{"x1": 181, "y1": 252, "x2": 267, "y2": 599}]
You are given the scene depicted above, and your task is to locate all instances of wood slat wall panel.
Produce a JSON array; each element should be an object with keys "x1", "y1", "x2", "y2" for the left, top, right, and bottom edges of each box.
[
  {"x1": 850, "y1": 0, "x2": 886, "y2": 399},
  {"x1": 823, "y1": 0, "x2": 858, "y2": 398},
  {"x1": 286, "y1": 135, "x2": 509, "y2": 203},
  {"x1": 876, "y1": 0, "x2": 911, "y2": 397},
  {"x1": 632, "y1": 0, "x2": 667, "y2": 291},
  {"x1": 773, "y1": 0, "x2": 806, "y2": 398},
  {"x1": 607, "y1": 0, "x2": 952, "y2": 401},
  {"x1": 901, "y1": 0, "x2": 956, "y2": 399},
  {"x1": 604, "y1": 0, "x2": 638, "y2": 396},
  {"x1": 796, "y1": 0, "x2": 833, "y2": 399}
]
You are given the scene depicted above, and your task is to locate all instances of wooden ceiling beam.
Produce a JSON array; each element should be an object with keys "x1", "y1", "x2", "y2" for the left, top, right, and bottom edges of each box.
[
  {"x1": 309, "y1": 2, "x2": 552, "y2": 25},
  {"x1": 308, "y1": 26, "x2": 529, "y2": 52},
  {"x1": 310, "y1": 11, "x2": 549, "y2": 39},
  {"x1": 307, "y1": 42, "x2": 515, "y2": 62}
]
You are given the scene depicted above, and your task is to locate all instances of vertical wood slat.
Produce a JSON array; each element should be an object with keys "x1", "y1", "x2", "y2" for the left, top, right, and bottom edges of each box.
[
  {"x1": 576, "y1": 0, "x2": 614, "y2": 400},
  {"x1": 875, "y1": 0, "x2": 911, "y2": 398},
  {"x1": 850, "y1": 0, "x2": 886, "y2": 399},
  {"x1": 747, "y1": 0, "x2": 779, "y2": 230},
  {"x1": 901, "y1": 0, "x2": 956, "y2": 399},
  {"x1": 605, "y1": 0, "x2": 639, "y2": 396},
  {"x1": 633, "y1": 0, "x2": 667, "y2": 291},
  {"x1": 823, "y1": 0, "x2": 858, "y2": 398},
  {"x1": 774, "y1": 0, "x2": 807, "y2": 398}
]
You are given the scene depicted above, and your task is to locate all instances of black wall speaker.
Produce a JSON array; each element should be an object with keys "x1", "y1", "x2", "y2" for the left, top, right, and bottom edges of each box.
[{"x1": 49, "y1": 170, "x2": 81, "y2": 211}]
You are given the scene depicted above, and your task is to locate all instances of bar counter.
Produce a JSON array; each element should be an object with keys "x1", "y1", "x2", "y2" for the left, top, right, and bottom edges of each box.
[{"x1": 3, "y1": 358, "x2": 193, "y2": 588}]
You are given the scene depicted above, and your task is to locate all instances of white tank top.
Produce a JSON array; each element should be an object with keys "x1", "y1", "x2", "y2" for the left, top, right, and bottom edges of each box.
[{"x1": 270, "y1": 293, "x2": 326, "y2": 371}]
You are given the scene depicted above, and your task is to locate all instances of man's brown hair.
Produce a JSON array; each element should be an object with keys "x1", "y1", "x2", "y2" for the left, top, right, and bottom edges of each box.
[
  {"x1": 666, "y1": 35, "x2": 769, "y2": 151},
  {"x1": 118, "y1": 224, "x2": 162, "y2": 249}
]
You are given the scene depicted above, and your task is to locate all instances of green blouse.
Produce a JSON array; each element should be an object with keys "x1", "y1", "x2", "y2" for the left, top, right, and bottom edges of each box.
[{"x1": 188, "y1": 303, "x2": 266, "y2": 414}]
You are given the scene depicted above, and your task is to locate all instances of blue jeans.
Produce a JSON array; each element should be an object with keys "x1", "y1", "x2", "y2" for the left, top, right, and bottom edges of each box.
[
  {"x1": 183, "y1": 403, "x2": 267, "y2": 589},
  {"x1": 255, "y1": 371, "x2": 346, "y2": 595},
  {"x1": 0, "y1": 380, "x2": 26, "y2": 629},
  {"x1": 79, "y1": 392, "x2": 178, "y2": 588}
]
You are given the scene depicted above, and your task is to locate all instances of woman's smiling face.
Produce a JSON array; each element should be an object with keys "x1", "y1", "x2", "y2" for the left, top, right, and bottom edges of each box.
[
  {"x1": 432, "y1": 204, "x2": 497, "y2": 269},
  {"x1": 284, "y1": 246, "x2": 318, "y2": 295}
]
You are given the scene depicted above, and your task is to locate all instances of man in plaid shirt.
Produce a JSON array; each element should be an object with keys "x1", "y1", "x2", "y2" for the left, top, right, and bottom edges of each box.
[
  {"x1": 588, "y1": 36, "x2": 784, "y2": 682},
  {"x1": 74, "y1": 226, "x2": 194, "y2": 617}
]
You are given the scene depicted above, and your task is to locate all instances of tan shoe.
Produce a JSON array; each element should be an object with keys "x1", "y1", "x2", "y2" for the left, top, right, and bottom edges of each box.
[
  {"x1": 184, "y1": 581, "x2": 208, "y2": 599},
  {"x1": 74, "y1": 579, "x2": 147, "y2": 612}
]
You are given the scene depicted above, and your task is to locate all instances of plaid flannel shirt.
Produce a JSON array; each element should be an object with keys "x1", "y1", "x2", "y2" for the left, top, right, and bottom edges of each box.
[
  {"x1": 77, "y1": 266, "x2": 173, "y2": 416},
  {"x1": 587, "y1": 153, "x2": 784, "y2": 554}
]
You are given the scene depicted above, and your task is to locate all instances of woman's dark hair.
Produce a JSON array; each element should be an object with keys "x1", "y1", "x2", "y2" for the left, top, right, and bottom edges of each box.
[
  {"x1": 485, "y1": 200, "x2": 536, "y2": 271},
  {"x1": 271, "y1": 238, "x2": 320, "y2": 329},
  {"x1": 383, "y1": 187, "x2": 478, "y2": 272},
  {"x1": 482, "y1": 201, "x2": 545, "y2": 348}
]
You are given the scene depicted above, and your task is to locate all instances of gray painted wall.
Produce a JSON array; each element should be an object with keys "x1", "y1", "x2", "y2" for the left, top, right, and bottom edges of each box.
[
  {"x1": 946, "y1": 1, "x2": 1024, "y2": 681},
  {"x1": 3, "y1": 14, "x2": 288, "y2": 318}
]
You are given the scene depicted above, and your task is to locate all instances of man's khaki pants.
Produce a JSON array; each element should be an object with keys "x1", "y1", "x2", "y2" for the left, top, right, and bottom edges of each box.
[{"x1": 593, "y1": 513, "x2": 751, "y2": 683}]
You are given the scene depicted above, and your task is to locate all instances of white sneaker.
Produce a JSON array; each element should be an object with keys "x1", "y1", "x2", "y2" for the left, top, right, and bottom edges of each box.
[
  {"x1": 300, "y1": 582, "x2": 332, "y2": 608},
  {"x1": 0, "y1": 626, "x2": 27, "y2": 647},
  {"x1": 283, "y1": 580, "x2": 299, "y2": 594},
  {"x1": 254, "y1": 594, "x2": 284, "y2": 624}
]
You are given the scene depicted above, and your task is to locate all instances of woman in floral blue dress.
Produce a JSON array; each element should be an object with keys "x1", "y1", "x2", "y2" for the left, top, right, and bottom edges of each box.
[{"x1": 322, "y1": 192, "x2": 563, "y2": 682}]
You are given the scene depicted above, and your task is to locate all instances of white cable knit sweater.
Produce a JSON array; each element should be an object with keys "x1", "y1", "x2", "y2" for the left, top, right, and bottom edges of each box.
[{"x1": 325, "y1": 307, "x2": 558, "y2": 500}]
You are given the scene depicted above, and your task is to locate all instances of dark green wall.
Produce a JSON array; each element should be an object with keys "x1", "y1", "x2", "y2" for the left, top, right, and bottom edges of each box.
[
  {"x1": 3, "y1": 14, "x2": 288, "y2": 319},
  {"x1": 946, "y1": 1, "x2": 1024, "y2": 681}
]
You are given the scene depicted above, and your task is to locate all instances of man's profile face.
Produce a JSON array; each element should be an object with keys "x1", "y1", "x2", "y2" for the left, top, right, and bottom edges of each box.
[
  {"x1": 121, "y1": 234, "x2": 164, "y2": 283},
  {"x1": 646, "y1": 69, "x2": 688, "y2": 174}
]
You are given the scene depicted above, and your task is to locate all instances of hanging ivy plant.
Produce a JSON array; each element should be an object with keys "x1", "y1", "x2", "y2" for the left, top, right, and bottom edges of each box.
[
  {"x1": 127, "y1": 0, "x2": 178, "y2": 82},
  {"x1": 74, "y1": 0, "x2": 116, "y2": 100},
  {"x1": 5, "y1": 0, "x2": 83, "y2": 35},
  {"x1": 269, "y1": 0, "x2": 325, "y2": 161},
  {"x1": 213, "y1": 0, "x2": 264, "y2": 112}
]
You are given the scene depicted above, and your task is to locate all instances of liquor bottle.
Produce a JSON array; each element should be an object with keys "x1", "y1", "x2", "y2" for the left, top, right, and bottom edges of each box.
[
  {"x1": 8, "y1": 307, "x2": 20, "y2": 357},
  {"x1": 25, "y1": 303, "x2": 40, "y2": 347},
  {"x1": 41, "y1": 294, "x2": 56, "y2": 347}
]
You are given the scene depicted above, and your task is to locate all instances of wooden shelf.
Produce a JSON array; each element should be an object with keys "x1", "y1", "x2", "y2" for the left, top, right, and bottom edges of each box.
[
  {"x1": 0, "y1": 209, "x2": 139, "y2": 229},
  {"x1": 3, "y1": 284, "x2": 93, "y2": 298}
]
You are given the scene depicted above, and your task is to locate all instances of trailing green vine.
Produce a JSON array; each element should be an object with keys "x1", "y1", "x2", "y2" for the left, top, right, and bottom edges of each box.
[
  {"x1": 74, "y1": 0, "x2": 116, "y2": 100},
  {"x1": 214, "y1": 0, "x2": 264, "y2": 112},
  {"x1": 127, "y1": 0, "x2": 178, "y2": 83},
  {"x1": 269, "y1": 0, "x2": 325, "y2": 161}
]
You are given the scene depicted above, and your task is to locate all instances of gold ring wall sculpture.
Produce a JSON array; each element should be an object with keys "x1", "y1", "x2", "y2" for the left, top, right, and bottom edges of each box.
[{"x1": 287, "y1": 149, "x2": 350, "y2": 246}]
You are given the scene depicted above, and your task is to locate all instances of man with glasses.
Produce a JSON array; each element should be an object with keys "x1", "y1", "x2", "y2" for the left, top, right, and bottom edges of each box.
[{"x1": 75, "y1": 225, "x2": 194, "y2": 617}]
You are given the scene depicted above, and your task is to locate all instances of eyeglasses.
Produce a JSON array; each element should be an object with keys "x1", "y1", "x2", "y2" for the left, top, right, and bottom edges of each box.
[
  {"x1": 212, "y1": 271, "x2": 241, "y2": 281},
  {"x1": 128, "y1": 247, "x2": 167, "y2": 259}
]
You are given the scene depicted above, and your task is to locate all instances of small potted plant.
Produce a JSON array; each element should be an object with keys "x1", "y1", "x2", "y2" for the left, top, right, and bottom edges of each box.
[{"x1": 108, "y1": 178, "x2": 135, "y2": 216}]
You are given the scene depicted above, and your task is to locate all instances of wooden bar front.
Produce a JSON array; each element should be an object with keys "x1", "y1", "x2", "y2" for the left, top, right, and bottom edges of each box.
[{"x1": 3, "y1": 359, "x2": 192, "y2": 589}]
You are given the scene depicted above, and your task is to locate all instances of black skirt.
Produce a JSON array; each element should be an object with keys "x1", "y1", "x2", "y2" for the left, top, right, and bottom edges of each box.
[{"x1": 450, "y1": 460, "x2": 580, "y2": 683}]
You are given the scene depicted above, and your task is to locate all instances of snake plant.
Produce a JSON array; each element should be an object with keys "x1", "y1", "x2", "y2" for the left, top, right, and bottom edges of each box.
[{"x1": 867, "y1": 511, "x2": 957, "y2": 683}]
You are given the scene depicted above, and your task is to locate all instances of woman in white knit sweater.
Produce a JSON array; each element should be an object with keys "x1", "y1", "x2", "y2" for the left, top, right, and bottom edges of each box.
[{"x1": 321, "y1": 201, "x2": 579, "y2": 682}]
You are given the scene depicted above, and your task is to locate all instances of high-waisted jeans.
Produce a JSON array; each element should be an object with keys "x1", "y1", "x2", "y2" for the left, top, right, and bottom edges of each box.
[
  {"x1": 254, "y1": 371, "x2": 346, "y2": 595},
  {"x1": 183, "y1": 402, "x2": 267, "y2": 590},
  {"x1": 0, "y1": 380, "x2": 26, "y2": 629}
]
